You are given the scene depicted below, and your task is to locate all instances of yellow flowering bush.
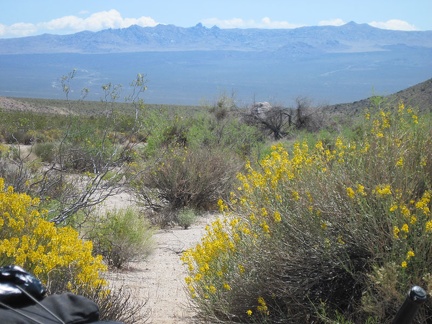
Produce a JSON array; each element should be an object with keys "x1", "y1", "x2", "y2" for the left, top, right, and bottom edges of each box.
[
  {"x1": 0, "y1": 178, "x2": 107, "y2": 293},
  {"x1": 183, "y1": 102, "x2": 432, "y2": 323}
]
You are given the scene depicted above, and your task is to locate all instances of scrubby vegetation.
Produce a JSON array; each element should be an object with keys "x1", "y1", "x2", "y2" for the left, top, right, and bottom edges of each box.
[
  {"x1": 0, "y1": 74, "x2": 266, "y2": 322},
  {"x1": 1, "y1": 72, "x2": 431, "y2": 323},
  {"x1": 182, "y1": 102, "x2": 432, "y2": 323},
  {"x1": 177, "y1": 207, "x2": 198, "y2": 229},
  {"x1": 0, "y1": 179, "x2": 147, "y2": 322},
  {"x1": 0, "y1": 178, "x2": 106, "y2": 292},
  {"x1": 84, "y1": 207, "x2": 154, "y2": 269}
]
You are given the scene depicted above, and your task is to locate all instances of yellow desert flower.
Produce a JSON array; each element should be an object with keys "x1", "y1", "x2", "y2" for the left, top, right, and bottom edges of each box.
[
  {"x1": 273, "y1": 211, "x2": 282, "y2": 223},
  {"x1": 401, "y1": 223, "x2": 409, "y2": 233},
  {"x1": 0, "y1": 179, "x2": 107, "y2": 292},
  {"x1": 393, "y1": 226, "x2": 400, "y2": 239},
  {"x1": 425, "y1": 220, "x2": 432, "y2": 233},
  {"x1": 406, "y1": 250, "x2": 415, "y2": 259},
  {"x1": 346, "y1": 187, "x2": 356, "y2": 199}
]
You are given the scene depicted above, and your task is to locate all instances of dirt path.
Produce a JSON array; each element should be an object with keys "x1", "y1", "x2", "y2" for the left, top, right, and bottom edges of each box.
[{"x1": 102, "y1": 193, "x2": 214, "y2": 323}]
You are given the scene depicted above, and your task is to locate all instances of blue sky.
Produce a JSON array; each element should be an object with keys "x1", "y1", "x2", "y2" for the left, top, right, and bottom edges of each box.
[{"x1": 1, "y1": 0, "x2": 431, "y2": 38}]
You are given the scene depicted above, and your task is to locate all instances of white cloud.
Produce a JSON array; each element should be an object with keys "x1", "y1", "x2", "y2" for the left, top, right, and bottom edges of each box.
[
  {"x1": 202, "y1": 18, "x2": 247, "y2": 29},
  {"x1": 202, "y1": 17, "x2": 302, "y2": 29},
  {"x1": 0, "y1": 9, "x2": 159, "y2": 38},
  {"x1": 260, "y1": 17, "x2": 302, "y2": 29},
  {"x1": 40, "y1": 15, "x2": 84, "y2": 31},
  {"x1": 318, "y1": 19, "x2": 346, "y2": 27},
  {"x1": 369, "y1": 19, "x2": 417, "y2": 31},
  {"x1": 1, "y1": 22, "x2": 38, "y2": 37},
  {"x1": 40, "y1": 9, "x2": 158, "y2": 32}
]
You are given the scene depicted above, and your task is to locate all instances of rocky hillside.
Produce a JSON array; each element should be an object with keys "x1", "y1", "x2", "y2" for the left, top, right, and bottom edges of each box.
[{"x1": 325, "y1": 77, "x2": 432, "y2": 115}]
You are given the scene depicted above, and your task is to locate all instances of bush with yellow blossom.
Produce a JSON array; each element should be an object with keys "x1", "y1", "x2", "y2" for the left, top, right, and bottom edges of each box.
[
  {"x1": 182, "y1": 102, "x2": 432, "y2": 323},
  {"x1": 0, "y1": 178, "x2": 107, "y2": 293}
]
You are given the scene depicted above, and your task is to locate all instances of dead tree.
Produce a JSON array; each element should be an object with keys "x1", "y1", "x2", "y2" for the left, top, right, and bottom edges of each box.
[
  {"x1": 244, "y1": 102, "x2": 293, "y2": 140},
  {"x1": 243, "y1": 98, "x2": 324, "y2": 140}
]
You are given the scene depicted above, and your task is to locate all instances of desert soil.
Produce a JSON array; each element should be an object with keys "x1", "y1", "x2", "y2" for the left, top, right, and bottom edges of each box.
[{"x1": 101, "y1": 192, "x2": 215, "y2": 324}]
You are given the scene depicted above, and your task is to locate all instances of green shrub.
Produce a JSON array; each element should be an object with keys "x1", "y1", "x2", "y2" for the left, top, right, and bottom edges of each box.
[
  {"x1": 59, "y1": 125, "x2": 119, "y2": 173},
  {"x1": 139, "y1": 106, "x2": 177, "y2": 157},
  {"x1": 136, "y1": 146, "x2": 242, "y2": 213},
  {"x1": 140, "y1": 98, "x2": 263, "y2": 160},
  {"x1": 34, "y1": 142, "x2": 56, "y2": 163},
  {"x1": 85, "y1": 207, "x2": 154, "y2": 269},
  {"x1": 184, "y1": 106, "x2": 264, "y2": 158},
  {"x1": 177, "y1": 207, "x2": 197, "y2": 229},
  {"x1": 5, "y1": 130, "x2": 34, "y2": 145},
  {"x1": 182, "y1": 103, "x2": 432, "y2": 323}
]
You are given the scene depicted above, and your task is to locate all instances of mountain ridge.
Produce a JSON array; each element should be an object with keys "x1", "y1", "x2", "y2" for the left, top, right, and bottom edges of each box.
[
  {"x1": 1, "y1": 21, "x2": 432, "y2": 54},
  {"x1": 326, "y1": 77, "x2": 432, "y2": 114}
]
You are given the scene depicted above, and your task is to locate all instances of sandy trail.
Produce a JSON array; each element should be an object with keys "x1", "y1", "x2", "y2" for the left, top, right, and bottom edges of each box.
[{"x1": 102, "y1": 192, "x2": 214, "y2": 324}]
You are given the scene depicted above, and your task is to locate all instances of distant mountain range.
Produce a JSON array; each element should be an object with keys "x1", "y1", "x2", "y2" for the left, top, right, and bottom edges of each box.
[
  {"x1": 1, "y1": 21, "x2": 432, "y2": 54},
  {"x1": 0, "y1": 22, "x2": 431, "y2": 106}
]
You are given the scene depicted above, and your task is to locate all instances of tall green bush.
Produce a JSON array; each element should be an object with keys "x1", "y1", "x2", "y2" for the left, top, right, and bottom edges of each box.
[
  {"x1": 34, "y1": 142, "x2": 56, "y2": 163},
  {"x1": 186, "y1": 112, "x2": 263, "y2": 157},
  {"x1": 177, "y1": 207, "x2": 197, "y2": 229},
  {"x1": 182, "y1": 102, "x2": 432, "y2": 323},
  {"x1": 84, "y1": 207, "x2": 154, "y2": 269}
]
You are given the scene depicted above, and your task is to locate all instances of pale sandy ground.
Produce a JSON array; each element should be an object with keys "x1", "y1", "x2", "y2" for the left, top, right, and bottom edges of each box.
[{"x1": 101, "y1": 192, "x2": 215, "y2": 324}]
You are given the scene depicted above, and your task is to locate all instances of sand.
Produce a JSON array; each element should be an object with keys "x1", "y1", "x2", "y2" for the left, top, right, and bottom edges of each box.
[{"x1": 102, "y1": 192, "x2": 214, "y2": 324}]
